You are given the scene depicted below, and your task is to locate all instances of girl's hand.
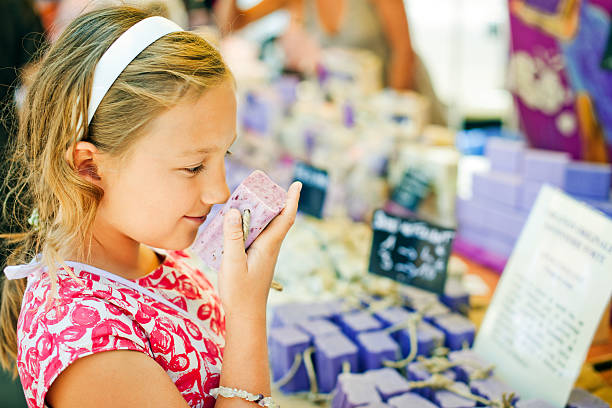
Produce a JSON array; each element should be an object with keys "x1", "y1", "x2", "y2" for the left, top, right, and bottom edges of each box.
[{"x1": 218, "y1": 182, "x2": 301, "y2": 321}]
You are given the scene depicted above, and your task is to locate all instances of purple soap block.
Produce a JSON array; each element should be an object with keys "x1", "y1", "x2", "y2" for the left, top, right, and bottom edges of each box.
[
  {"x1": 565, "y1": 161, "x2": 611, "y2": 200},
  {"x1": 472, "y1": 172, "x2": 523, "y2": 208},
  {"x1": 356, "y1": 331, "x2": 400, "y2": 371},
  {"x1": 407, "y1": 361, "x2": 456, "y2": 399},
  {"x1": 388, "y1": 392, "x2": 438, "y2": 408},
  {"x1": 297, "y1": 319, "x2": 341, "y2": 340},
  {"x1": 338, "y1": 311, "x2": 384, "y2": 341},
  {"x1": 520, "y1": 180, "x2": 544, "y2": 211},
  {"x1": 566, "y1": 388, "x2": 609, "y2": 408},
  {"x1": 331, "y1": 373, "x2": 382, "y2": 408},
  {"x1": 485, "y1": 138, "x2": 525, "y2": 174},
  {"x1": 441, "y1": 279, "x2": 470, "y2": 314},
  {"x1": 516, "y1": 400, "x2": 556, "y2": 408},
  {"x1": 268, "y1": 327, "x2": 311, "y2": 393},
  {"x1": 314, "y1": 333, "x2": 359, "y2": 393},
  {"x1": 447, "y1": 349, "x2": 491, "y2": 383},
  {"x1": 522, "y1": 149, "x2": 570, "y2": 187},
  {"x1": 483, "y1": 203, "x2": 528, "y2": 241},
  {"x1": 432, "y1": 382, "x2": 477, "y2": 408},
  {"x1": 431, "y1": 314, "x2": 475, "y2": 351},
  {"x1": 271, "y1": 303, "x2": 318, "y2": 328},
  {"x1": 470, "y1": 377, "x2": 517, "y2": 404},
  {"x1": 397, "y1": 321, "x2": 445, "y2": 358},
  {"x1": 375, "y1": 307, "x2": 414, "y2": 329},
  {"x1": 366, "y1": 368, "x2": 412, "y2": 401},
  {"x1": 456, "y1": 198, "x2": 489, "y2": 230},
  {"x1": 193, "y1": 170, "x2": 287, "y2": 271}
]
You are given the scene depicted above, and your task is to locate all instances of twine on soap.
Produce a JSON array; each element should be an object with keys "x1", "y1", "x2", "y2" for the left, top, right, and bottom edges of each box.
[{"x1": 382, "y1": 313, "x2": 421, "y2": 368}]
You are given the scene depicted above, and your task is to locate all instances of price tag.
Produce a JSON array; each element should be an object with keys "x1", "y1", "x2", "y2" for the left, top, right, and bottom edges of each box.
[
  {"x1": 368, "y1": 209, "x2": 455, "y2": 294},
  {"x1": 391, "y1": 169, "x2": 431, "y2": 212},
  {"x1": 293, "y1": 162, "x2": 329, "y2": 219}
]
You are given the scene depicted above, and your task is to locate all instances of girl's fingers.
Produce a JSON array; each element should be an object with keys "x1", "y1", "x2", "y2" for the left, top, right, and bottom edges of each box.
[{"x1": 220, "y1": 208, "x2": 247, "y2": 274}]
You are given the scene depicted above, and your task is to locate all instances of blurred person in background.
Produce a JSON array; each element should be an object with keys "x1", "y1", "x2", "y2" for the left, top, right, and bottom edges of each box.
[
  {"x1": 0, "y1": 2, "x2": 46, "y2": 405},
  {"x1": 216, "y1": 0, "x2": 447, "y2": 124}
]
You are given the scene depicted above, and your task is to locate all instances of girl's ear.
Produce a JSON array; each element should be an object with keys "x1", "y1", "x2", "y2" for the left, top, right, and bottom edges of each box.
[{"x1": 65, "y1": 141, "x2": 103, "y2": 185}]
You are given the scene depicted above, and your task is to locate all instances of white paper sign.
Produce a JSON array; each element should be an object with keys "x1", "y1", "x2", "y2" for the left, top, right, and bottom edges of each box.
[{"x1": 473, "y1": 186, "x2": 612, "y2": 407}]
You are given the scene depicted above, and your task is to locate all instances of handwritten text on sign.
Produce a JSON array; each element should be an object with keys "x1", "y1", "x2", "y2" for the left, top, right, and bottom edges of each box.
[
  {"x1": 474, "y1": 186, "x2": 612, "y2": 407},
  {"x1": 368, "y1": 210, "x2": 455, "y2": 294}
]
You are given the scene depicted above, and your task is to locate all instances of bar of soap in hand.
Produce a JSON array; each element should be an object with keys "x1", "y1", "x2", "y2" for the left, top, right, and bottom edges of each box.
[{"x1": 193, "y1": 170, "x2": 288, "y2": 271}]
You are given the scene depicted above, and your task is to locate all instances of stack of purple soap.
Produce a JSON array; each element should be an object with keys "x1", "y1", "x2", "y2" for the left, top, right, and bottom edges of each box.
[
  {"x1": 268, "y1": 327, "x2": 311, "y2": 393},
  {"x1": 314, "y1": 333, "x2": 359, "y2": 393},
  {"x1": 432, "y1": 382, "x2": 477, "y2": 408},
  {"x1": 331, "y1": 373, "x2": 382, "y2": 408},
  {"x1": 338, "y1": 311, "x2": 384, "y2": 342},
  {"x1": 431, "y1": 314, "x2": 475, "y2": 351},
  {"x1": 366, "y1": 368, "x2": 412, "y2": 401},
  {"x1": 566, "y1": 388, "x2": 609, "y2": 408},
  {"x1": 388, "y1": 392, "x2": 438, "y2": 408},
  {"x1": 356, "y1": 331, "x2": 400, "y2": 371}
]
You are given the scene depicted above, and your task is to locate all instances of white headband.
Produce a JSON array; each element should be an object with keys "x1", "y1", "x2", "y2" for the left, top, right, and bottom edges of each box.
[{"x1": 87, "y1": 16, "x2": 184, "y2": 125}]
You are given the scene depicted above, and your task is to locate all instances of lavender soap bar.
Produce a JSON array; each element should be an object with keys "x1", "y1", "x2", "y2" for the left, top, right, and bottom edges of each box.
[
  {"x1": 366, "y1": 368, "x2": 412, "y2": 401},
  {"x1": 193, "y1": 170, "x2": 287, "y2": 270},
  {"x1": 356, "y1": 331, "x2": 400, "y2": 371},
  {"x1": 331, "y1": 373, "x2": 382, "y2": 408},
  {"x1": 268, "y1": 327, "x2": 311, "y2": 393},
  {"x1": 314, "y1": 333, "x2": 359, "y2": 393}
]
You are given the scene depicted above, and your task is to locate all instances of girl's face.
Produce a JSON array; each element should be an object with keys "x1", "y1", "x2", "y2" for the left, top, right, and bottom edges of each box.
[{"x1": 96, "y1": 81, "x2": 236, "y2": 251}]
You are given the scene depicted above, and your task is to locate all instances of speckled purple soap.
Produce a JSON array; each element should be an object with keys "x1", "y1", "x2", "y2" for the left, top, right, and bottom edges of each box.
[
  {"x1": 447, "y1": 349, "x2": 491, "y2": 383},
  {"x1": 432, "y1": 382, "x2": 477, "y2": 408},
  {"x1": 566, "y1": 388, "x2": 609, "y2": 408},
  {"x1": 331, "y1": 373, "x2": 382, "y2": 408},
  {"x1": 431, "y1": 314, "x2": 475, "y2": 351},
  {"x1": 314, "y1": 333, "x2": 359, "y2": 393},
  {"x1": 193, "y1": 170, "x2": 287, "y2": 271},
  {"x1": 388, "y1": 393, "x2": 438, "y2": 408},
  {"x1": 366, "y1": 368, "x2": 412, "y2": 401},
  {"x1": 338, "y1": 311, "x2": 384, "y2": 341},
  {"x1": 356, "y1": 331, "x2": 400, "y2": 371},
  {"x1": 268, "y1": 327, "x2": 311, "y2": 393}
]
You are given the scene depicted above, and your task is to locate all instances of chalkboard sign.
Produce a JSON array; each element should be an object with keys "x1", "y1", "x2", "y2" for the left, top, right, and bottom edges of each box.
[
  {"x1": 293, "y1": 162, "x2": 329, "y2": 218},
  {"x1": 391, "y1": 168, "x2": 431, "y2": 212},
  {"x1": 368, "y1": 209, "x2": 455, "y2": 294}
]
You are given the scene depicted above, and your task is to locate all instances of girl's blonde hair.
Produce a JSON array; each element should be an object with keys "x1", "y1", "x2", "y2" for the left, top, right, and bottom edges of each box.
[{"x1": 0, "y1": 6, "x2": 231, "y2": 377}]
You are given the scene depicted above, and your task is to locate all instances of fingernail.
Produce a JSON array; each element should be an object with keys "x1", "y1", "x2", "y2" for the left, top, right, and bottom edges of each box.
[
  {"x1": 228, "y1": 209, "x2": 241, "y2": 225},
  {"x1": 295, "y1": 182, "x2": 303, "y2": 192}
]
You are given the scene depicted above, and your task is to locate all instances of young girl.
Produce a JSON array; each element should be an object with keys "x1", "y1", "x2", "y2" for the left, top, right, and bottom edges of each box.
[{"x1": 0, "y1": 6, "x2": 300, "y2": 408}]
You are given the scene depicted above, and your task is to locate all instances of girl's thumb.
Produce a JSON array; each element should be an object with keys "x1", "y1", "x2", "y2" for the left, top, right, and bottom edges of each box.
[{"x1": 221, "y1": 208, "x2": 246, "y2": 270}]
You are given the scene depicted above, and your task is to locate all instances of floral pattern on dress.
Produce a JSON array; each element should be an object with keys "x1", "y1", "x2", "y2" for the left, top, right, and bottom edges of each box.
[{"x1": 15, "y1": 250, "x2": 225, "y2": 408}]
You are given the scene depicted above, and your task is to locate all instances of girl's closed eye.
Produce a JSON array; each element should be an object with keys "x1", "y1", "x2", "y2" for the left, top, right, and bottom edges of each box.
[{"x1": 183, "y1": 151, "x2": 232, "y2": 175}]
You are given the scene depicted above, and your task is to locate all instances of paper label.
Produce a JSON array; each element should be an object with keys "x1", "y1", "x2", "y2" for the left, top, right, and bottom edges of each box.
[{"x1": 474, "y1": 186, "x2": 612, "y2": 407}]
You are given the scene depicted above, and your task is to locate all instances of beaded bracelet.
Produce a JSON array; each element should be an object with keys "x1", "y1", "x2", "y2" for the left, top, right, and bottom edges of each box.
[{"x1": 210, "y1": 386, "x2": 278, "y2": 407}]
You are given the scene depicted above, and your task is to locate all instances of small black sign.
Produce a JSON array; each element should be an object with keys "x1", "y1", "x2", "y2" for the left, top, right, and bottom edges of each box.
[
  {"x1": 293, "y1": 162, "x2": 329, "y2": 218},
  {"x1": 391, "y1": 169, "x2": 431, "y2": 212},
  {"x1": 602, "y1": 24, "x2": 612, "y2": 71},
  {"x1": 368, "y1": 209, "x2": 455, "y2": 294}
]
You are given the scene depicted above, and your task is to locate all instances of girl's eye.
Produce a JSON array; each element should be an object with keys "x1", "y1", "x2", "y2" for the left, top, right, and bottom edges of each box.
[{"x1": 184, "y1": 164, "x2": 205, "y2": 175}]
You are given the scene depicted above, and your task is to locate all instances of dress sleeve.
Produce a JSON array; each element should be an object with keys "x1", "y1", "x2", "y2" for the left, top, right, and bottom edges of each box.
[{"x1": 18, "y1": 295, "x2": 152, "y2": 408}]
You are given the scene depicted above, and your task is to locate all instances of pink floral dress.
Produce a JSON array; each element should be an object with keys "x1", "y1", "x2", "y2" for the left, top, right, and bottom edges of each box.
[{"x1": 11, "y1": 250, "x2": 225, "y2": 408}]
